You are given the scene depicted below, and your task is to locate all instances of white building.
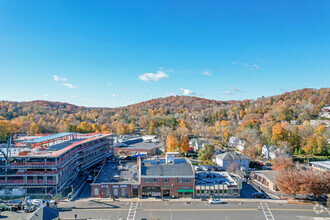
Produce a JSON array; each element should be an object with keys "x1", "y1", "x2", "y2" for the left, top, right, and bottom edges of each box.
[
  {"x1": 228, "y1": 136, "x2": 247, "y2": 152},
  {"x1": 189, "y1": 138, "x2": 209, "y2": 151},
  {"x1": 262, "y1": 145, "x2": 289, "y2": 159},
  {"x1": 215, "y1": 152, "x2": 250, "y2": 169}
]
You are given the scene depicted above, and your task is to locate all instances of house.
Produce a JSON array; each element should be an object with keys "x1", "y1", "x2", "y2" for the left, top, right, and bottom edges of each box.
[
  {"x1": 228, "y1": 136, "x2": 247, "y2": 152},
  {"x1": 215, "y1": 152, "x2": 250, "y2": 170},
  {"x1": 262, "y1": 145, "x2": 289, "y2": 159},
  {"x1": 319, "y1": 106, "x2": 330, "y2": 119},
  {"x1": 189, "y1": 138, "x2": 209, "y2": 151}
]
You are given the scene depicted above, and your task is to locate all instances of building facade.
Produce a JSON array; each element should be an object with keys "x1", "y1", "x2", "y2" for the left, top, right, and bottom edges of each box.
[{"x1": 0, "y1": 133, "x2": 114, "y2": 197}]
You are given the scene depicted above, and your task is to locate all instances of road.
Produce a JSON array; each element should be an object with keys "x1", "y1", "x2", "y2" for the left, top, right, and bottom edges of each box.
[{"x1": 3, "y1": 199, "x2": 329, "y2": 220}]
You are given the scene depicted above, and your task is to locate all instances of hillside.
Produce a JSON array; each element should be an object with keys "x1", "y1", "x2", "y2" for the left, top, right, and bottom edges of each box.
[{"x1": 0, "y1": 88, "x2": 329, "y2": 157}]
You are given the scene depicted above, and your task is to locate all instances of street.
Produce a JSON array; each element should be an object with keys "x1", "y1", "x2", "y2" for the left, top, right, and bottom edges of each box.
[{"x1": 2, "y1": 199, "x2": 329, "y2": 220}]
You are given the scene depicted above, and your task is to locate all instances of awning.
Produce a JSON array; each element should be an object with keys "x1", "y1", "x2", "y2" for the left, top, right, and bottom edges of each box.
[{"x1": 178, "y1": 189, "x2": 194, "y2": 193}]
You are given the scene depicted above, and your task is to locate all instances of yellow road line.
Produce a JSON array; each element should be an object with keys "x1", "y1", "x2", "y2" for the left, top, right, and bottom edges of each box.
[
  {"x1": 270, "y1": 209, "x2": 315, "y2": 212},
  {"x1": 70, "y1": 208, "x2": 315, "y2": 212}
]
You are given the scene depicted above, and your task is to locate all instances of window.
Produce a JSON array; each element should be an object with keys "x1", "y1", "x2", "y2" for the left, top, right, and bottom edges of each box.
[
  {"x1": 197, "y1": 190, "x2": 200, "y2": 194},
  {"x1": 153, "y1": 178, "x2": 157, "y2": 183},
  {"x1": 163, "y1": 178, "x2": 169, "y2": 183},
  {"x1": 185, "y1": 178, "x2": 190, "y2": 183},
  {"x1": 177, "y1": 178, "x2": 183, "y2": 183},
  {"x1": 201, "y1": 190, "x2": 204, "y2": 194},
  {"x1": 145, "y1": 178, "x2": 150, "y2": 183}
]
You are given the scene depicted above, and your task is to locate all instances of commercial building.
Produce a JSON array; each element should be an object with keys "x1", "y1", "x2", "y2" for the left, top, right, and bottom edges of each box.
[
  {"x1": 309, "y1": 160, "x2": 330, "y2": 173},
  {"x1": 251, "y1": 170, "x2": 278, "y2": 192},
  {"x1": 91, "y1": 156, "x2": 195, "y2": 198},
  {"x1": 114, "y1": 137, "x2": 162, "y2": 156},
  {"x1": 91, "y1": 161, "x2": 139, "y2": 198},
  {"x1": 140, "y1": 157, "x2": 194, "y2": 198},
  {"x1": 0, "y1": 132, "x2": 114, "y2": 197},
  {"x1": 195, "y1": 171, "x2": 241, "y2": 198}
]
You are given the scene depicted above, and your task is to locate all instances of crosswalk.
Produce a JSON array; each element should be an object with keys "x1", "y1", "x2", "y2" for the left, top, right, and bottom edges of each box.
[
  {"x1": 127, "y1": 201, "x2": 138, "y2": 220},
  {"x1": 260, "y1": 202, "x2": 275, "y2": 220}
]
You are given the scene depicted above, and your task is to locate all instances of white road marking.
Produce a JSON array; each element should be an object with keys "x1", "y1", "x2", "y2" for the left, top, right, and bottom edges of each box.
[
  {"x1": 260, "y1": 202, "x2": 275, "y2": 220},
  {"x1": 127, "y1": 201, "x2": 138, "y2": 220}
]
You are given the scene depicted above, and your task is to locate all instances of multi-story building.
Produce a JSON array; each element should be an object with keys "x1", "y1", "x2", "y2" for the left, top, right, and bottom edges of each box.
[
  {"x1": 139, "y1": 157, "x2": 195, "y2": 198},
  {"x1": 215, "y1": 152, "x2": 250, "y2": 170},
  {"x1": 0, "y1": 132, "x2": 114, "y2": 197},
  {"x1": 91, "y1": 156, "x2": 195, "y2": 198}
]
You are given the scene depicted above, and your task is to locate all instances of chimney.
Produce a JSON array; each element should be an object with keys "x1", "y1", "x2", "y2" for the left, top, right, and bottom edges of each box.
[{"x1": 137, "y1": 156, "x2": 141, "y2": 168}]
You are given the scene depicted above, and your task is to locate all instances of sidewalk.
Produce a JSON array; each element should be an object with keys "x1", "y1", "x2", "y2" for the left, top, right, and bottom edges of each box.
[
  {"x1": 249, "y1": 179, "x2": 282, "y2": 199},
  {"x1": 87, "y1": 197, "x2": 287, "y2": 204}
]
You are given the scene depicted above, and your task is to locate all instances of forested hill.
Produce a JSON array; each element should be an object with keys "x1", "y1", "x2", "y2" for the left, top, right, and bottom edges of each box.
[
  {"x1": 0, "y1": 88, "x2": 329, "y2": 147},
  {"x1": 124, "y1": 96, "x2": 240, "y2": 112}
]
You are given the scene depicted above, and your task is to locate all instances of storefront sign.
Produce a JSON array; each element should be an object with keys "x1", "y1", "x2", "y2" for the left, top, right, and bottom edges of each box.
[
  {"x1": 120, "y1": 185, "x2": 127, "y2": 188},
  {"x1": 112, "y1": 185, "x2": 119, "y2": 188}
]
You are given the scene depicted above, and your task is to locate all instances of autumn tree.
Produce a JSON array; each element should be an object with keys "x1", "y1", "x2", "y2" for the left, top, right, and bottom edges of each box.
[
  {"x1": 29, "y1": 122, "x2": 39, "y2": 135},
  {"x1": 198, "y1": 144, "x2": 215, "y2": 165},
  {"x1": 0, "y1": 120, "x2": 16, "y2": 140},
  {"x1": 166, "y1": 132, "x2": 179, "y2": 152},
  {"x1": 271, "y1": 123, "x2": 287, "y2": 144},
  {"x1": 276, "y1": 169, "x2": 302, "y2": 196},
  {"x1": 180, "y1": 136, "x2": 190, "y2": 153},
  {"x1": 101, "y1": 124, "x2": 111, "y2": 133},
  {"x1": 226, "y1": 161, "x2": 239, "y2": 173},
  {"x1": 272, "y1": 156, "x2": 293, "y2": 171}
]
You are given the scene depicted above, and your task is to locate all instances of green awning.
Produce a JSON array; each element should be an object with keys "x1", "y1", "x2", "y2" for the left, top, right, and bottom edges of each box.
[{"x1": 178, "y1": 189, "x2": 194, "y2": 193}]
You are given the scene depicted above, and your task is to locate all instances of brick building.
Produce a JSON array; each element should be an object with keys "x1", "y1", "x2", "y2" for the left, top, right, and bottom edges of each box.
[{"x1": 140, "y1": 157, "x2": 195, "y2": 198}]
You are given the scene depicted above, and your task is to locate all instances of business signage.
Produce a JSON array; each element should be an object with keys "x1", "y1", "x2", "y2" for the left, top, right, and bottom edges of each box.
[{"x1": 120, "y1": 185, "x2": 127, "y2": 188}]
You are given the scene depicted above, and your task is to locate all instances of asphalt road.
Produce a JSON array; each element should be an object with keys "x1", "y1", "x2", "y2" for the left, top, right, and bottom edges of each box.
[{"x1": 3, "y1": 200, "x2": 329, "y2": 220}]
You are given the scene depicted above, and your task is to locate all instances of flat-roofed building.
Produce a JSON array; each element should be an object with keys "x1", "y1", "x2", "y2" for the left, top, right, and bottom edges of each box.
[
  {"x1": 140, "y1": 157, "x2": 195, "y2": 198},
  {"x1": 0, "y1": 133, "x2": 114, "y2": 197},
  {"x1": 251, "y1": 170, "x2": 279, "y2": 192},
  {"x1": 114, "y1": 137, "x2": 162, "y2": 156},
  {"x1": 91, "y1": 161, "x2": 139, "y2": 198},
  {"x1": 195, "y1": 171, "x2": 241, "y2": 198},
  {"x1": 310, "y1": 160, "x2": 330, "y2": 173}
]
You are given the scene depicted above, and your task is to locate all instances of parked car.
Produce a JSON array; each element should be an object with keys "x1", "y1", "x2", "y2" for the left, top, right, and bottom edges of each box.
[
  {"x1": 252, "y1": 192, "x2": 267, "y2": 198},
  {"x1": 86, "y1": 175, "x2": 93, "y2": 182},
  {"x1": 208, "y1": 198, "x2": 223, "y2": 204}
]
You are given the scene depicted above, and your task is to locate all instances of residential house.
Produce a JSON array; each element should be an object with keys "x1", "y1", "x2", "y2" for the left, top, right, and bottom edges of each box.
[
  {"x1": 215, "y1": 152, "x2": 250, "y2": 170},
  {"x1": 228, "y1": 136, "x2": 247, "y2": 152},
  {"x1": 262, "y1": 145, "x2": 289, "y2": 159},
  {"x1": 189, "y1": 138, "x2": 209, "y2": 151}
]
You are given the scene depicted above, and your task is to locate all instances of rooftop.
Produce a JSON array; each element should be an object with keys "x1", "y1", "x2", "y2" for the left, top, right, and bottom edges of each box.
[
  {"x1": 195, "y1": 171, "x2": 237, "y2": 186},
  {"x1": 252, "y1": 170, "x2": 279, "y2": 184},
  {"x1": 115, "y1": 137, "x2": 162, "y2": 150},
  {"x1": 141, "y1": 158, "x2": 194, "y2": 177},
  {"x1": 93, "y1": 161, "x2": 139, "y2": 184},
  {"x1": 20, "y1": 132, "x2": 75, "y2": 144},
  {"x1": 216, "y1": 152, "x2": 250, "y2": 161},
  {"x1": 310, "y1": 160, "x2": 330, "y2": 170},
  {"x1": 10, "y1": 133, "x2": 111, "y2": 158}
]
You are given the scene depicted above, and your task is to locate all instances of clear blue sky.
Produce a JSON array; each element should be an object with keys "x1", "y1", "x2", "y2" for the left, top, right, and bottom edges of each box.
[{"x1": 0, "y1": 0, "x2": 329, "y2": 107}]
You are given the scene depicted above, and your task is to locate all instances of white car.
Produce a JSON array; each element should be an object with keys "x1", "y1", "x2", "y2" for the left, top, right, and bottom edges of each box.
[{"x1": 208, "y1": 199, "x2": 223, "y2": 204}]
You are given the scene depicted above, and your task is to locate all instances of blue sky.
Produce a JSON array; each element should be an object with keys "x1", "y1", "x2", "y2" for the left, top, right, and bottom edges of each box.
[{"x1": 0, "y1": 1, "x2": 329, "y2": 107}]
